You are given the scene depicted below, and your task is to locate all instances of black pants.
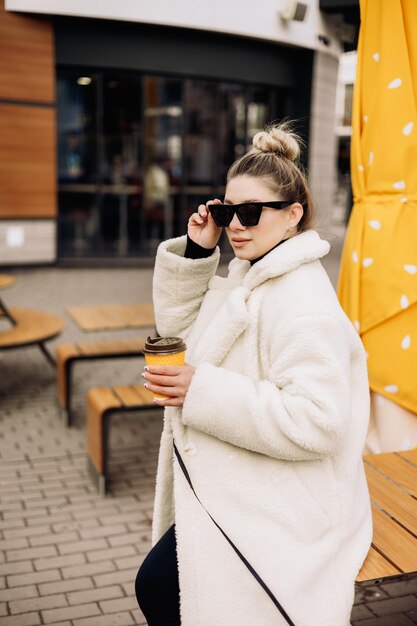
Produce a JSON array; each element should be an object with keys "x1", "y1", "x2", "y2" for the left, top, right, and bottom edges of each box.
[{"x1": 135, "y1": 524, "x2": 181, "y2": 626}]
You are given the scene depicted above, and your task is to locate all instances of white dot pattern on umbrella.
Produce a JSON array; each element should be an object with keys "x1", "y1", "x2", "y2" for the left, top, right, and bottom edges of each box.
[
  {"x1": 341, "y1": 17, "x2": 416, "y2": 417},
  {"x1": 400, "y1": 294, "x2": 409, "y2": 309},
  {"x1": 388, "y1": 78, "x2": 402, "y2": 89},
  {"x1": 354, "y1": 320, "x2": 360, "y2": 331},
  {"x1": 401, "y1": 335, "x2": 411, "y2": 350},
  {"x1": 404, "y1": 264, "x2": 417, "y2": 274}
]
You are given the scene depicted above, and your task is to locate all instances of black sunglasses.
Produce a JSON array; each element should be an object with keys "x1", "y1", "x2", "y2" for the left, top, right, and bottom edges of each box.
[{"x1": 209, "y1": 201, "x2": 295, "y2": 227}]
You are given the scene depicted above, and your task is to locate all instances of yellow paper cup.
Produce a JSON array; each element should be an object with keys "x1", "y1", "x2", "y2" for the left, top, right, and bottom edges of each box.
[{"x1": 143, "y1": 337, "x2": 187, "y2": 399}]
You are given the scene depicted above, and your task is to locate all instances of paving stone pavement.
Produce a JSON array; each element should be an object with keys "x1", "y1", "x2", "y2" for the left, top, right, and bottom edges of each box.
[
  {"x1": 1, "y1": 265, "x2": 160, "y2": 626},
  {"x1": 1, "y1": 231, "x2": 416, "y2": 625}
]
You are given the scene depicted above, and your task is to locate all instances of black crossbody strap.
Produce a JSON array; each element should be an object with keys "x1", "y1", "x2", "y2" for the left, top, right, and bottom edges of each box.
[{"x1": 173, "y1": 443, "x2": 296, "y2": 626}]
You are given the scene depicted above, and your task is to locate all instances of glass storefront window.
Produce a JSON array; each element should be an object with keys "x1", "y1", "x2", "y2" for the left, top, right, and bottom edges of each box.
[
  {"x1": 247, "y1": 86, "x2": 272, "y2": 148},
  {"x1": 57, "y1": 72, "x2": 97, "y2": 258},
  {"x1": 217, "y1": 83, "x2": 246, "y2": 184},
  {"x1": 99, "y1": 75, "x2": 143, "y2": 256},
  {"x1": 184, "y1": 80, "x2": 217, "y2": 186},
  {"x1": 57, "y1": 68, "x2": 289, "y2": 261},
  {"x1": 143, "y1": 77, "x2": 183, "y2": 251},
  {"x1": 57, "y1": 72, "x2": 96, "y2": 184}
]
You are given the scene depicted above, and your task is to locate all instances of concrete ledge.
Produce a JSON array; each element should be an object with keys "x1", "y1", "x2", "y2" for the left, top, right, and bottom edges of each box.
[{"x1": 0, "y1": 219, "x2": 56, "y2": 265}]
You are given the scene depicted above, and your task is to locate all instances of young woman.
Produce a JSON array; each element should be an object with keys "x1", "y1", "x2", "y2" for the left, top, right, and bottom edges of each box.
[{"x1": 136, "y1": 123, "x2": 372, "y2": 626}]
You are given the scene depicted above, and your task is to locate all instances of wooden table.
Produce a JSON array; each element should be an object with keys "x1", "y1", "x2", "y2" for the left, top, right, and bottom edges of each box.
[
  {"x1": 0, "y1": 274, "x2": 15, "y2": 290},
  {"x1": 356, "y1": 449, "x2": 417, "y2": 585},
  {"x1": 0, "y1": 307, "x2": 64, "y2": 357},
  {"x1": 0, "y1": 274, "x2": 16, "y2": 320},
  {"x1": 0, "y1": 274, "x2": 64, "y2": 365},
  {"x1": 66, "y1": 302, "x2": 155, "y2": 332}
]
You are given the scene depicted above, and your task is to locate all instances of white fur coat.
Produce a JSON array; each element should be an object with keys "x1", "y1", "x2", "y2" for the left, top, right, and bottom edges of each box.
[{"x1": 151, "y1": 231, "x2": 372, "y2": 626}]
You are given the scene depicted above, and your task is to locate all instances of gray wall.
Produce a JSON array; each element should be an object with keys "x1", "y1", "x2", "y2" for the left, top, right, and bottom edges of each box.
[
  {"x1": 0, "y1": 220, "x2": 56, "y2": 265},
  {"x1": 308, "y1": 51, "x2": 339, "y2": 228}
]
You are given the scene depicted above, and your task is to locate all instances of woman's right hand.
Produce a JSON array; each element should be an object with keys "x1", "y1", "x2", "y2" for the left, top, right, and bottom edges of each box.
[{"x1": 187, "y1": 199, "x2": 222, "y2": 249}]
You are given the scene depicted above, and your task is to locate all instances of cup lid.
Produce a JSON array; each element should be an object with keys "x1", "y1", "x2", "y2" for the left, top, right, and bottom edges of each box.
[{"x1": 143, "y1": 336, "x2": 186, "y2": 355}]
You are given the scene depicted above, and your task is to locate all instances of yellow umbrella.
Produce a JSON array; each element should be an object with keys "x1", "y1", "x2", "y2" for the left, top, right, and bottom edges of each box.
[{"x1": 338, "y1": 0, "x2": 417, "y2": 451}]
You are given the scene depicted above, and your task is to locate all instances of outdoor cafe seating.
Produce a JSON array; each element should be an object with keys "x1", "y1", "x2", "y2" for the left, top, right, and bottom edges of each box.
[{"x1": 0, "y1": 274, "x2": 64, "y2": 365}]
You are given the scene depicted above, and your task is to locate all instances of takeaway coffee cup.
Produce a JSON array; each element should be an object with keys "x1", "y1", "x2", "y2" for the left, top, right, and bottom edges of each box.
[{"x1": 142, "y1": 336, "x2": 187, "y2": 399}]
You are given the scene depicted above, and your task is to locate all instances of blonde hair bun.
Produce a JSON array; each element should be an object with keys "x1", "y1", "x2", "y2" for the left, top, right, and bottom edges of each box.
[{"x1": 252, "y1": 122, "x2": 300, "y2": 162}]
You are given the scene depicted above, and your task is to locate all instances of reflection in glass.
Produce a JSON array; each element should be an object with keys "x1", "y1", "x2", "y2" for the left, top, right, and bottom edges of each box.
[
  {"x1": 57, "y1": 73, "x2": 96, "y2": 184},
  {"x1": 57, "y1": 69, "x2": 287, "y2": 260},
  {"x1": 217, "y1": 83, "x2": 247, "y2": 186},
  {"x1": 100, "y1": 75, "x2": 143, "y2": 256},
  {"x1": 143, "y1": 77, "x2": 183, "y2": 252},
  {"x1": 57, "y1": 72, "x2": 97, "y2": 257},
  {"x1": 184, "y1": 80, "x2": 217, "y2": 186},
  {"x1": 247, "y1": 86, "x2": 271, "y2": 148}
]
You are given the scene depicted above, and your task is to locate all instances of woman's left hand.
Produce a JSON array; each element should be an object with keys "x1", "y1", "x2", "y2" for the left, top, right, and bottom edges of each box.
[{"x1": 142, "y1": 364, "x2": 196, "y2": 406}]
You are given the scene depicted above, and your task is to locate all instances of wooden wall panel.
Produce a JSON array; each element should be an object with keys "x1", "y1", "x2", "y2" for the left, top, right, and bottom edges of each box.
[
  {"x1": 0, "y1": 104, "x2": 56, "y2": 218},
  {"x1": 0, "y1": 0, "x2": 54, "y2": 102},
  {"x1": 0, "y1": 1, "x2": 56, "y2": 219}
]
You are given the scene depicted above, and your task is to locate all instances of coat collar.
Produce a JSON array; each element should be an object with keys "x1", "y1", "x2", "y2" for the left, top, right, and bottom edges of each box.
[
  {"x1": 240, "y1": 230, "x2": 329, "y2": 290},
  {"x1": 210, "y1": 230, "x2": 330, "y2": 291},
  {"x1": 188, "y1": 230, "x2": 329, "y2": 368}
]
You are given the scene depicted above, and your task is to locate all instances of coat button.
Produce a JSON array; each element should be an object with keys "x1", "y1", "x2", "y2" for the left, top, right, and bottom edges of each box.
[{"x1": 184, "y1": 443, "x2": 197, "y2": 457}]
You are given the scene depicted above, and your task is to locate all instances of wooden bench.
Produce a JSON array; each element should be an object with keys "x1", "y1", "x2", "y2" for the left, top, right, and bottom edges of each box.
[
  {"x1": 56, "y1": 338, "x2": 146, "y2": 426},
  {"x1": 87, "y1": 384, "x2": 162, "y2": 495},
  {"x1": 0, "y1": 307, "x2": 64, "y2": 365},
  {"x1": 356, "y1": 449, "x2": 417, "y2": 586},
  {"x1": 66, "y1": 302, "x2": 155, "y2": 332},
  {"x1": 86, "y1": 384, "x2": 417, "y2": 590}
]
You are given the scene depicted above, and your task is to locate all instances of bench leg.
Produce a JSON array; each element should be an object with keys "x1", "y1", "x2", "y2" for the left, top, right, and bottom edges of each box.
[
  {"x1": 87, "y1": 403, "x2": 112, "y2": 496},
  {"x1": 87, "y1": 456, "x2": 107, "y2": 496},
  {"x1": 87, "y1": 392, "x2": 160, "y2": 495},
  {"x1": 65, "y1": 360, "x2": 74, "y2": 427},
  {"x1": 57, "y1": 349, "x2": 79, "y2": 427}
]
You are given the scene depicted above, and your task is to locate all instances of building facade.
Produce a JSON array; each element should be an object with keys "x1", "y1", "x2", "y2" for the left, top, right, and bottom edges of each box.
[
  {"x1": 0, "y1": 0, "x2": 349, "y2": 265},
  {"x1": 334, "y1": 50, "x2": 357, "y2": 223}
]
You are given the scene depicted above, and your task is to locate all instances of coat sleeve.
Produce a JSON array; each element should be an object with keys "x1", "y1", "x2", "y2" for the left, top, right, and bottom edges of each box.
[
  {"x1": 152, "y1": 235, "x2": 220, "y2": 338},
  {"x1": 181, "y1": 314, "x2": 361, "y2": 461}
]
